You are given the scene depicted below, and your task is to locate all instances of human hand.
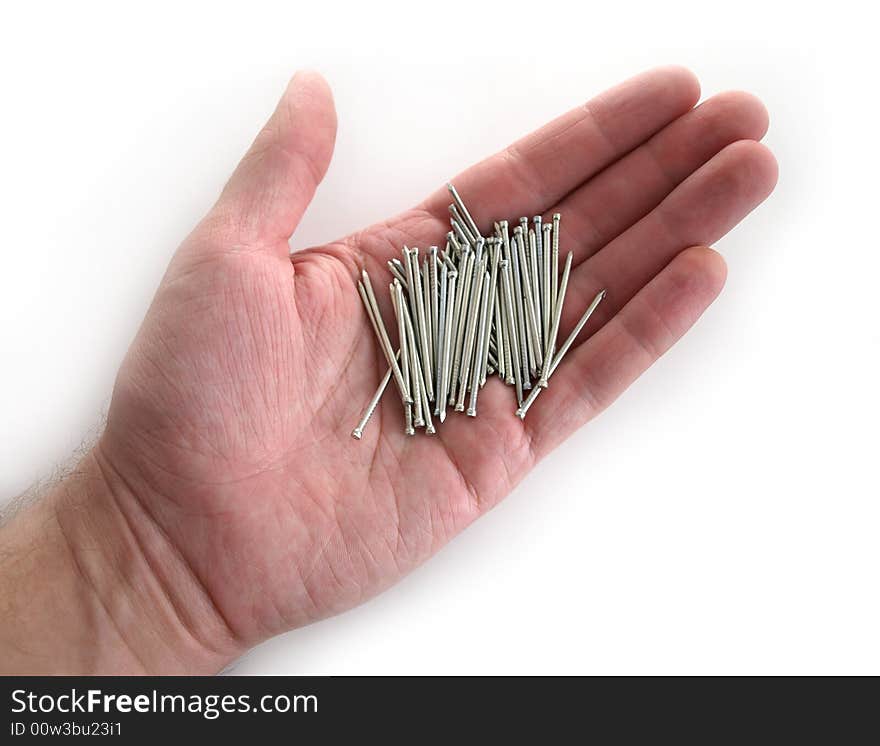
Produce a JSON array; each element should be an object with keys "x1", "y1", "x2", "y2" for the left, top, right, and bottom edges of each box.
[{"x1": 0, "y1": 67, "x2": 776, "y2": 673}]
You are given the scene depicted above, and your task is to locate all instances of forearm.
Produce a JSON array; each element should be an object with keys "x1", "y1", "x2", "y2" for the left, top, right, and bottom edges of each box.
[{"x1": 0, "y1": 446, "x2": 242, "y2": 675}]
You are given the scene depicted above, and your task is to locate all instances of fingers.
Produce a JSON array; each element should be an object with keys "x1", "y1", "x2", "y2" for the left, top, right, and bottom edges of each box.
[
  {"x1": 525, "y1": 246, "x2": 727, "y2": 458},
  {"x1": 418, "y1": 66, "x2": 701, "y2": 230},
  {"x1": 554, "y1": 90, "x2": 770, "y2": 260},
  {"x1": 559, "y1": 139, "x2": 778, "y2": 337},
  {"x1": 209, "y1": 71, "x2": 338, "y2": 254}
]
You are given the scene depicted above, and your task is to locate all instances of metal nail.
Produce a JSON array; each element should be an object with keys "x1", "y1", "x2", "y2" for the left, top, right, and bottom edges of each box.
[
  {"x1": 498, "y1": 271, "x2": 513, "y2": 385},
  {"x1": 515, "y1": 382, "x2": 542, "y2": 420},
  {"x1": 500, "y1": 259, "x2": 524, "y2": 406},
  {"x1": 450, "y1": 219, "x2": 472, "y2": 251},
  {"x1": 399, "y1": 285, "x2": 424, "y2": 427},
  {"x1": 351, "y1": 349, "x2": 399, "y2": 439},
  {"x1": 456, "y1": 256, "x2": 487, "y2": 411},
  {"x1": 551, "y1": 213, "x2": 561, "y2": 315},
  {"x1": 473, "y1": 236, "x2": 485, "y2": 264},
  {"x1": 449, "y1": 204, "x2": 476, "y2": 246},
  {"x1": 468, "y1": 271, "x2": 491, "y2": 416},
  {"x1": 549, "y1": 289, "x2": 607, "y2": 378},
  {"x1": 449, "y1": 250, "x2": 474, "y2": 404},
  {"x1": 435, "y1": 262, "x2": 447, "y2": 415},
  {"x1": 391, "y1": 280, "x2": 412, "y2": 428},
  {"x1": 494, "y1": 288, "x2": 508, "y2": 382},
  {"x1": 534, "y1": 216, "x2": 544, "y2": 332},
  {"x1": 479, "y1": 238, "x2": 501, "y2": 386},
  {"x1": 512, "y1": 227, "x2": 533, "y2": 372},
  {"x1": 516, "y1": 288, "x2": 607, "y2": 419},
  {"x1": 539, "y1": 251, "x2": 572, "y2": 387},
  {"x1": 359, "y1": 272, "x2": 411, "y2": 403},
  {"x1": 418, "y1": 351, "x2": 435, "y2": 434},
  {"x1": 430, "y1": 247, "x2": 439, "y2": 375},
  {"x1": 542, "y1": 221, "x2": 552, "y2": 350},
  {"x1": 392, "y1": 285, "x2": 416, "y2": 436},
  {"x1": 439, "y1": 270, "x2": 457, "y2": 422},
  {"x1": 422, "y1": 256, "x2": 434, "y2": 388},
  {"x1": 409, "y1": 248, "x2": 434, "y2": 400},
  {"x1": 448, "y1": 182, "x2": 482, "y2": 241},
  {"x1": 387, "y1": 260, "x2": 408, "y2": 290},
  {"x1": 516, "y1": 228, "x2": 543, "y2": 370},
  {"x1": 447, "y1": 231, "x2": 462, "y2": 256},
  {"x1": 528, "y1": 227, "x2": 543, "y2": 357},
  {"x1": 505, "y1": 223, "x2": 529, "y2": 387}
]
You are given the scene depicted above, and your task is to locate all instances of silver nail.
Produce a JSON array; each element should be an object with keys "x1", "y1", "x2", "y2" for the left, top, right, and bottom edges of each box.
[
  {"x1": 505, "y1": 223, "x2": 529, "y2": 387},
  {"x1": 517, "y1": 288, "x2": 607, "y2": 419},
  {"x1": 539, "y1": 251, "x2": 573, "y2": 387},
  {"x1": 439, "y1": 270, "x2": 457, "y2": 422},
  {"x1": 473, "y1": 236, "x2": 485, "y2": 264},
  {"x1": 435, "y1": 262, "x2": 447, "y2": 415},
  {"x1": 400, "y1": 287, "x2": 424, "y2": 427},
  {"x1": 534, "y1": 216, "x2": 544, "y2": 332},
  {"x1": 468, "y1": 272, "x2": 491, "y2": 416},
  {"x1": 456, "y1": 256, "x2": 487, "y2": 411},
  {"x1": 391, "y1": 280, "x2": 413, "y2": 429},
  {"x1": 449, "y1": 205, "x2": 477, "y2": 246},
  {"x1": 542, "y1": 221, "x2": 552, "y2": 349},
  {"x1": 450, "y1": 219, "x2": 472, "y2": 252},
  {"x1": 422, "y1": 256, "x2": 434, "y2": 388},
  {"x1": 447, "y1": 182, "x2": 482, "y2": 242},
  {"x1": 549, "y1": 289, "x2": 607, "y2": 378},
  {"x1": 447, "y1": 231, "x2": 462, "y2": 256},
  {"x1": 351, "y1": 349, "x2": 399, "y2": 439},
  {"x1": 430, "y1": 246, "x2": 440, "y2": 381},
  {"x1": 409, "y1": 248, "x2": 434, "y2": 400},
  {"x1": 528, "y1": 227, "x2": 543, "y2": 357},
  {"x1": 552, "y1": 213, "x2": 561, "y2": 316},
  {"x1": 498, "y1": 269, "x2": 513, "y2": 384},
  {"x1": 392, "y1": 284, "x2": 416, "y2": 435},
  {"x1": 443, "y1": 252, "x2": 457, "y2": 273},
  {"x1": 516, "y1": 228, "x2": 543, "y2": 371},
  {"x1": 449, "y1": 249, "x2": 474, "y2": 404},
  {"x1": 418, "y1": 351, "x2": 435, "y2": 434},
  {"x1": 499, "y1": 259, "x2": 524, "y2": 406},
  {"x1": 515, "y1": 382, "x2": 542, "y2": 420},
  {"x1": 387, "y1": 260, "x2": 408, "y2": 290},
  {"x1": 479, "y1": 239, "x2": 501, "y2": 386},
  {"x1": 494, "y1": 287, "x2": 508, "y2": 382},
  {"x1": 512, "y1": 229, "x2": 532, "y2": 389},
  {"x1": 359, "y1": 273, "x2": 411, "y2": 403}
]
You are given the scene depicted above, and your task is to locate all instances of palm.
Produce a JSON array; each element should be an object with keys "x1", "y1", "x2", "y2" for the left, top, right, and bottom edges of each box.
[{"x1": 101, "y1": 68, "x2": 776, "y2": 652}]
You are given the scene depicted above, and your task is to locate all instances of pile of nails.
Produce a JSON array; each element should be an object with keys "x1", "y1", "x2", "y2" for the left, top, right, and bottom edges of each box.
[{"x1": 352, "y1": 183, "x2": 606, "y2": 439}]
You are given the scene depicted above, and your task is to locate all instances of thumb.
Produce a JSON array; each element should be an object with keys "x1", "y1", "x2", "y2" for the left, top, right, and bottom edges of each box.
[{"x1": 210, "y1": 71, "x2": 337, "y2": 254}]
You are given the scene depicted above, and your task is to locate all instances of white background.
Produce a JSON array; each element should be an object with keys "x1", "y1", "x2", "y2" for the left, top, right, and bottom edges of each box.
[{"x1": 1, "y1": 1, "x2": 877, "y2": 674}]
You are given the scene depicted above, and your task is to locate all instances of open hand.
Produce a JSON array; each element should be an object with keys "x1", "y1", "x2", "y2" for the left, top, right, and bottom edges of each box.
[{"x1": 90, "y1": 67, "x2": 776, "y2": 668}]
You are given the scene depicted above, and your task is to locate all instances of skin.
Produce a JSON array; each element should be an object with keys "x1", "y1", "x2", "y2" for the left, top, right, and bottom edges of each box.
[{"x1": 0, "y1": 66, "x2": 777, "y2": 674}]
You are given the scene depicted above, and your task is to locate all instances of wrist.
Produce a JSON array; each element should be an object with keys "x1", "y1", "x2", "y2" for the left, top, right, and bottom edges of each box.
[{"x1": 0, "y1": 444, "x2": 243, "y2": 674}]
